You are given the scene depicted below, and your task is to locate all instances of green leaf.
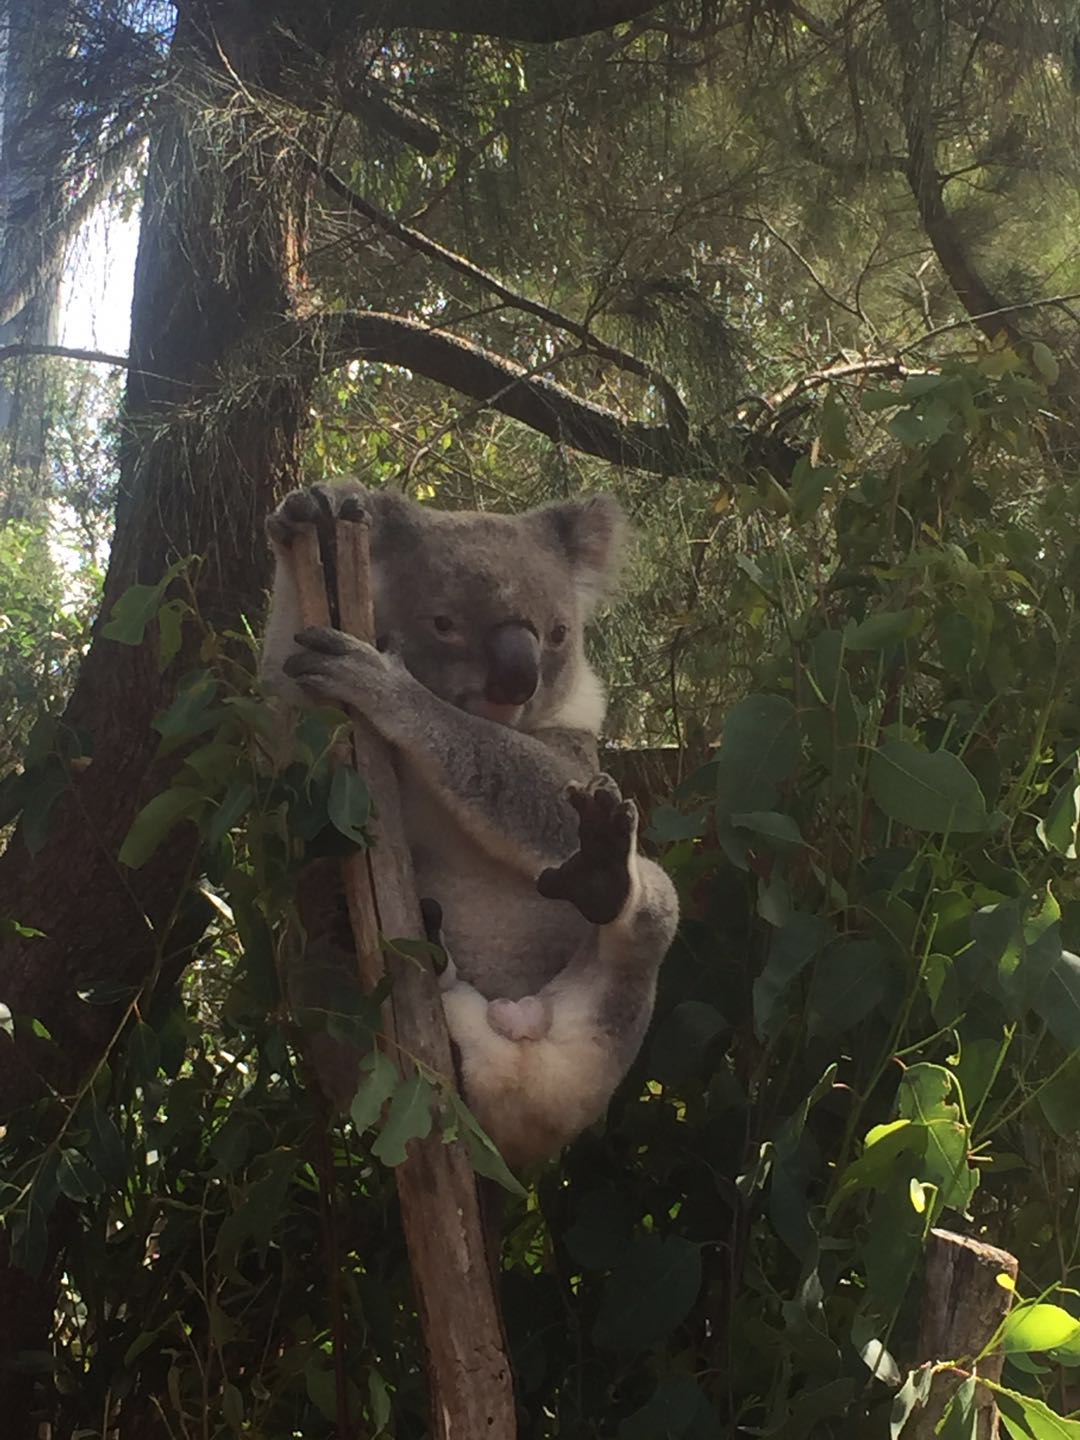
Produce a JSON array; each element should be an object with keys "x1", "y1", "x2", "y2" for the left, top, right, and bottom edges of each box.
[
  {"x1": 592, "y1": 1234, "x2": 702, "y2": 1350},
  {"x1": 102, "y1": 582, "x2": 166, "y2": 646},
  {"x1": 1031, "y1": 342, "x2": 1060, "y2": 385},
  {"x1": 1034, "y1": 951, "x2": 1080, "y2": 1051},
  {"x1": 731, "y1": 810, "x2": 804, "y2": 850},
  {"x1": 618, "y1": 1376, "x2": 704, "y2": 1438},
  {"x1": 1037, "y1": 1056, "x2": 1080, "y2": 1138},
  {"x1": 445, "y1": 1091, "x2": 527, "y2": 1197},
  {"x1": 1000, "y1": 1304, "x2": 1080, "y2": 1356},
  {"x1": 328, "y1": 765, "x2": 372, "y2": 846},
  {"x1": 648, "y1": 804, "x2": 707, "y2": 843},
  {"x1": 156, "y1": 598, "x2": 187, "y2": 672},
  {"x1": 754, "y1": 912, "x2": 833, "y2": 1042},
  {"x1": 153, "y1": 671, "x2": 220, "y2": 742},
  {"x1": 938, "y1": 1375, "x2": 978, "y2": 1440},
  {"x1": 350, "y1": 1050, "x2": 398, "y2": 1133},
  {"x1": 989, "y1": 1379, "x2": 1080, "y2": 1438},
  {"x1": 649, "y1": 1001, "x2": 727, "y2": 1085},
  {"x1": 57, "y1": 1148, "x2": 105, "y2": 1202},
  {"x1": 371, "y1": 1074, "x2": 434, "y2": 1166},
  {"x1": 119, "y1": 787, "x2": 205, "y2": 868},
  {"x1": 368, "y1": 1370, "x2": 391, "y2": 1434},
  {"x1": 846, "y1": 608, "x2": 925, "y2": 652},
  {"x1": 868, "y1": 740, "x2": 988, "y2": 834},
  {"x1": 819, "y1": 392, "x2": 851, "y2": 460},
  {"x1": 206, "y1": 779, "x2": 254, "y2": 849},
  {"x1": 1038, "y1": 763, "x2": 1080, "y2": 857},
  {"x1": 128, "y1": 1021, "x2": 160, "y2": 1081},
  {"x1": 222, "y1": 1384, "x2": 244, "y2": 1432},
  {"x1": 715, "y1": 694, "x2": 800, "y2": 815},
  {"x1": 890, "y1": 1366, "x2": 934, "y2": 1438},
  {"x1": 888, "y1": 401, "x2": 953, "y2": 448},
  {"x1": 807, "y1": 940, "x2": 893, "y2": 1037}
]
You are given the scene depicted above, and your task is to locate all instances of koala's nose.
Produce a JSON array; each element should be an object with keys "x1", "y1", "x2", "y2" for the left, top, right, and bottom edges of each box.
[{"x1": 485, "y1": 622, "x2": 540, "y2": 706}]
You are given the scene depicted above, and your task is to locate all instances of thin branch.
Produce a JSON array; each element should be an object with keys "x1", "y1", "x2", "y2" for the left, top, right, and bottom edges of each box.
[
  {"x1": 338, "y1": 81, "x2": 442, "y2": 155},
  {"x1": 897, "y1": 292, "x2": 1080, "y2": 353},
  {"x1": 0, "y1": 342, "x2": 132, "y2": 369},
  {"x1": 767, "y1": 357, "x2": 917, "y2": 410},
  {"x1": 317, "y1": 162, "x2": 689, "y2": 441},
  {"x1": 381, "y1": 0, "x2": 664, "y2": 42},
  {"x1": 755, "y1": 216, "x2": 862, "y2": 320}
]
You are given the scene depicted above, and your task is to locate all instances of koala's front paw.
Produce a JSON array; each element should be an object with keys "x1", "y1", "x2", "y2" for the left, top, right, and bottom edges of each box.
[
  {"x1": 536, "y1": 774, "x2": 637, "y2": 926},
  {"x1": 266, "y1": 483, "x2": 367, "y2": 547},
  {"x1": 283, "y1": 625, "x2": 390, "y2": 708}
]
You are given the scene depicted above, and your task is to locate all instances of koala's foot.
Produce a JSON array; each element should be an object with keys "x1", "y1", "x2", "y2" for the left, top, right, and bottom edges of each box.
[
  {"x1": 536, "y1": 774, "x2": 637, "y2": 926},
  {"x1": 487, "y1": 995, "x2": 551, "y2": 1042},
  {"x1": 266, "y1": 483, "x2": 367, "y2": 547}
]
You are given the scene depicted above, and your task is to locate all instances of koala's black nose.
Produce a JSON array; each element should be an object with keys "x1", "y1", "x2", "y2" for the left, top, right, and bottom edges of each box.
[{"x1": 485, "y1": 622, "x2": 540, "y2": 706}]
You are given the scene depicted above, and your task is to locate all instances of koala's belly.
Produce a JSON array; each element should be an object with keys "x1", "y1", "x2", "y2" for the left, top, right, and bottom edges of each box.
[{"x1": 414, "y1": 851, "x2": 593, "y2": 1000}]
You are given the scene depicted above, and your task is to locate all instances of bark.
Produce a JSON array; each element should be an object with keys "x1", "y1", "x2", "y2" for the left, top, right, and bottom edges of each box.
[
  {"x1": 0, "y1": 6, "x2": 311, "y2": 1423},
  {"x1": 883, "y1": 0, "x2": 1024, "y2": 350},
  {"x1": 911, "y1": 1228, "x2": 1018, "y2": 1440},
  {"x1": 290, "y1": 519, "x2": 515, "y2": 1437}
]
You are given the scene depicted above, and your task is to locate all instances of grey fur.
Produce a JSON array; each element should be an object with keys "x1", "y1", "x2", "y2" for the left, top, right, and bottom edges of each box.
[{"x1": 262, "y1": 483, "x2": 678, "y2": 1167}]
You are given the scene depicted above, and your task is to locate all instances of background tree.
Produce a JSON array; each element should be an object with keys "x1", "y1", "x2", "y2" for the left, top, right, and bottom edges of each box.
[{"x1": 2, "y1": 1, "x2": 1080, "y2": 1435}]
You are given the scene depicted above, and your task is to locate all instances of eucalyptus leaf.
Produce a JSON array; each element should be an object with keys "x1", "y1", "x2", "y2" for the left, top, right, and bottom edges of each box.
[{"x1": 868, "y1": 740, "x2": 988, "y2": 834}]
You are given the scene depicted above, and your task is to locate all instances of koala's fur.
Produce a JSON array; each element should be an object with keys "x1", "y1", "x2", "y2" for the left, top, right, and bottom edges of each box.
[{"x1": 262, "y1": 483, "x2": 678, "y2": 1168}]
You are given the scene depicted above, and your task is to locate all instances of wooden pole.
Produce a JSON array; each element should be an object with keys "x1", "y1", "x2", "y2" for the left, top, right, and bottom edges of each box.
[
  {"x1": 910, "y1": 1227, "x2": 1019, "y2": 1440},
  {"x1": 285, "y1": 512, "x2": 516, "y2": 1438}
]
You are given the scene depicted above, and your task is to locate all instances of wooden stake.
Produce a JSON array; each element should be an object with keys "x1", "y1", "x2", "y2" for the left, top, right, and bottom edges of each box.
[
  {"x1": 910, "y1": 1227, "x2": 1018, "y2": 1440},
  {"x1": 283, "y1": 512, "x2": 516, "y2": 1439}
]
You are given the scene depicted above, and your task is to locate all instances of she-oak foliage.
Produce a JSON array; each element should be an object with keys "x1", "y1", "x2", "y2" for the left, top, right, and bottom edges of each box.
[{"x1": 3, "y1": 1, "x2": 1080, "y2": 1436}]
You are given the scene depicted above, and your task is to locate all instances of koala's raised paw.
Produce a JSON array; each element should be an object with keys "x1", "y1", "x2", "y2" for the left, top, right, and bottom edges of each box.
[
  {"x1": 266, "y1": 483, "x2": 367, "y2": 547},
  {"x1": 536, "y1": 774, "x2": 637, "y2": 926}
]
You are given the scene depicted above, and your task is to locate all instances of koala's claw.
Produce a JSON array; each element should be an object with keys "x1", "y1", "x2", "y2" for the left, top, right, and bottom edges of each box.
[
  {"x1": 536, "y1": 773, "x2": 637, "y2": 925},
  {"x1": 267, "y1": 484, "x2": 367, "y2": 546},
  {"x1": 293, "y1": 625, "x2": 364, "y2": 656}
]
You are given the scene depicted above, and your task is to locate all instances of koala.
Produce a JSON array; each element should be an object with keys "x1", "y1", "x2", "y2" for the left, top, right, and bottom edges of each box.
[{"x1": 262, "y1": 483, "x2": 678, "y2": 1168}]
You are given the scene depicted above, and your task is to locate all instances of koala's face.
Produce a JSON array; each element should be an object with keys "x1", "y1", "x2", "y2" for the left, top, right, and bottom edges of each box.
[{"x1": 368, "y1": 493, "x2": 623, "y2": 731}]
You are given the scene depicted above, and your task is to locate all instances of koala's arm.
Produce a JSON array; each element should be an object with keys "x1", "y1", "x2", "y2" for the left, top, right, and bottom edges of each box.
[{"x1": 284, "y1": 630, "x2": 595, "y2": 877}]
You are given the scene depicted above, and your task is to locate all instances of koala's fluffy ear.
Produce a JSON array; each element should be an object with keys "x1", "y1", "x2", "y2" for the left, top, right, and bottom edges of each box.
[
  {"x1": 533, "y1": 494, "x2": 626, "y2": 613},
  {"x1": 366, "y1": 490, "x2": 424, "y2": 560}
]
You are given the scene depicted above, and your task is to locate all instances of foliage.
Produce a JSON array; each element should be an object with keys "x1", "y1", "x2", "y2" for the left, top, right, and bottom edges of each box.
[{"x1": 6, "y1": 348, "x2": 1080, "y2": 1435}]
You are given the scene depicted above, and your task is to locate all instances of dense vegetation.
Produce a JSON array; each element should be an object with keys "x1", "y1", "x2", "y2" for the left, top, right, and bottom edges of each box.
[{"x1": 2, "y1": 1, "x2": 1080, "y2": 1435}]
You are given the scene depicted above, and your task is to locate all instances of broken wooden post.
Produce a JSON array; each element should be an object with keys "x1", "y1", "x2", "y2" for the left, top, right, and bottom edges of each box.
[
  {"x1": 285, "y1": 512, "x2": 516, "y2": 1439},
  {"x1": 910, "y1": 1227, "x2": 1019, "y2": 1440}
]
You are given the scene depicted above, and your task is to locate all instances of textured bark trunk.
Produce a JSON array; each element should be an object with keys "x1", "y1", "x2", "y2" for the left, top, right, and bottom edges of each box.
[{"x1": 0, "y1": 7, "x2": 310, "y2": 1425}]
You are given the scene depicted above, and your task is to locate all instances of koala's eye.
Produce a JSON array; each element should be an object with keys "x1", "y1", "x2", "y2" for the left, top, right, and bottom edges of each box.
[
  {"x1": 549, "y1": 623, "x2": 568, "y2": 646},
  {"x1": 433, "y1": 615, "x2": 455, "y2": 635}
]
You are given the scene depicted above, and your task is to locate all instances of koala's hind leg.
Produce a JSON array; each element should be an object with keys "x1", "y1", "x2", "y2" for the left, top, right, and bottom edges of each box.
[
  {"x1": 441, "y1": 777, "x2": 679, "y2": 1167},
  {"x1": 537, "y1": 774, "x2": 679, "y2": 1077}
]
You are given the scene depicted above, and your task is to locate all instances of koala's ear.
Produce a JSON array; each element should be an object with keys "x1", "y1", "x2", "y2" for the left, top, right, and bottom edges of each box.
[
  {"x1": 366, "y1": 490, "x2": 424, "y2": 559},
  {"x1": 533, "y1": 494, "x2": 626, "y2": 611}
]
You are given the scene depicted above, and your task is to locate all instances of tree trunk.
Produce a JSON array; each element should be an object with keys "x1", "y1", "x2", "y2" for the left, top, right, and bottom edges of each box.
[{"x1": 0, "y1": 8, "x2": 311, "y2": 1423}]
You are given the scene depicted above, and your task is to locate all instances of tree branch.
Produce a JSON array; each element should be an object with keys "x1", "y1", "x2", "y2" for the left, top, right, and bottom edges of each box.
[
  {"x1": 317, "y1": 162, "x2": 689, "y2": 441},
  {"x1": 299, "y1": 309, "x2": 690, "y2": 471},
  {"x1": 379, "y1": 0, "x2": 664, "y2": 42},
  {"x1": 0, "y1": 342, "x2": 131, "y2": 368},
  {"x1": 884, "y1": 0, "x2": 1024, "y2": 349},
  {"x1": 289, "y1": 310, "x2": 802, "y2": 479}
]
